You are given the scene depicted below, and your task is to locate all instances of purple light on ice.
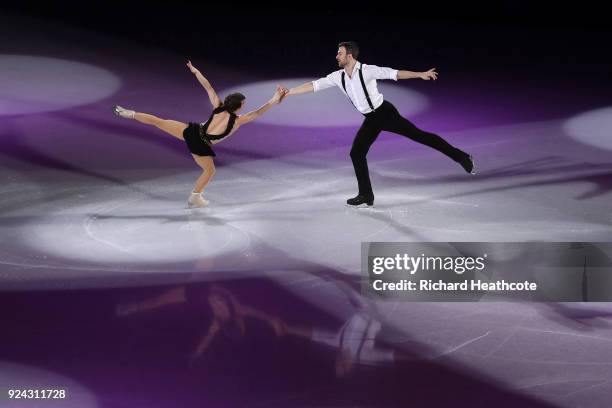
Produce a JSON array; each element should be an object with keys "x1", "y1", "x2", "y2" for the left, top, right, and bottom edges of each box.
[
  {"x1": 0, "y1": 55, "x2": 121, "y2": 116},
  {"x1": 563, "y1": 106, "x2": 612, "y2": 151}
]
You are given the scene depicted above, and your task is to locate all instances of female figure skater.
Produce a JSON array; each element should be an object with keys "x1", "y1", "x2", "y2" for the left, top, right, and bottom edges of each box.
[{"x1": 113, "y1": 60, "x2": 287, "y2": 207}]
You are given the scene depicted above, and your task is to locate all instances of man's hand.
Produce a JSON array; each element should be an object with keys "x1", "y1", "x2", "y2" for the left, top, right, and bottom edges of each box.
[
  {"x1": 421, "y1": 68, "x2": 438, "y2": 81},
  {"x1": 272, "y1": 85, "x2": 289, "y2": 104},
  {"x1": 186, "y1": 59, "x2": 199, "y2": 74}
]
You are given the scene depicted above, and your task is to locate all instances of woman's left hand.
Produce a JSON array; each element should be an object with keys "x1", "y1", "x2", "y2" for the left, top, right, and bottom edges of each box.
[
  {"x1": 186, "y1": 60, "x2": 199, "y2": 74},
  {"x1": 273, "y1": 86, "x2": 289, "y2": 103}
]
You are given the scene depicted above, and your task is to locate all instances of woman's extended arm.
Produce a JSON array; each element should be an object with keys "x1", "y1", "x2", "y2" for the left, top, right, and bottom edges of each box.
[
  {"x1": 186, "y1": 60, "x2": 222, "y2": 107},
  {"x1": 235, "y1": 86, "x2": 287, "y2": 126}
]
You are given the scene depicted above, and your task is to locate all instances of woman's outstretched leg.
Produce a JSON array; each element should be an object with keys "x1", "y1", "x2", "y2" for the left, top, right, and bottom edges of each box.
[{"x1": 114, "y1": 106, "x2": 187, "y2": 140}]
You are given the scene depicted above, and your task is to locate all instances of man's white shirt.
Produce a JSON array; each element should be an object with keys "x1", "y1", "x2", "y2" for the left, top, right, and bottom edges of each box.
[{"x1": 312, "y1": 61, "x2": 399, "y2": 114}]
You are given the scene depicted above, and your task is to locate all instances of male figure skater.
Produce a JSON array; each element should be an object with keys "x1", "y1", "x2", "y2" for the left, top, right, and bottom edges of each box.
[{"x1": 285, "y1": 41, "x2": 475, "y2": 206}]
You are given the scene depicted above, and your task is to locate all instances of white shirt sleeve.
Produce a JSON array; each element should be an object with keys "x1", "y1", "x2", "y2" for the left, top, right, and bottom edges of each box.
[
  {"x1": 312, "y1": 71, "x2": 338, "y2": 92},
  {"x1": 367, "y1": 64, "x2": 399, "y2": 81}
]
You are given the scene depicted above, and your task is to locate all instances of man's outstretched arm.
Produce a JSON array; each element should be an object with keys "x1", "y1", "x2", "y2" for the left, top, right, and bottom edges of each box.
[
  {"x1": 286, "y1": 81, "x2": 315, "y2": 97},
  {"x1": 282, "y1": 74, "x2": 336, "y2": 102},
  {"x1": 397, "y1": 68, "x2": 438, "y2": 81}
]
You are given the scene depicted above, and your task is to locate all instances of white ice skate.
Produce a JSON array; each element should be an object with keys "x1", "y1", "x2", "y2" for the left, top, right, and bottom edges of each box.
[
  {"x1": 187, "y1": 192, "x2": 209, "y2": 208},
  {"x1": 113, "y1": 105, "x2": 135, "y2": 119}
]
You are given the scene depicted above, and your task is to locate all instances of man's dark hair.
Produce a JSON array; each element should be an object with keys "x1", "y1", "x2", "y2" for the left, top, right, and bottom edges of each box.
[
  {"x1": 223, "y1": 92, "x2": 246, "y2": 113},
  {"x1": 338, "y1": 41, "x2": 360, "y2": 59}
]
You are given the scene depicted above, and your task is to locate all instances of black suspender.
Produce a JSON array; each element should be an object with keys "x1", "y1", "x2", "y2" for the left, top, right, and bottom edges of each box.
[
  {"x1": 340, "y1": 71, "x2": 357, "y2": 110},
  {"x1": 358, "y1": 67, "x2": 374, "y2": 110},
  {"x1": 341, "y1": 64, "x2": 375, "y2": 112}
]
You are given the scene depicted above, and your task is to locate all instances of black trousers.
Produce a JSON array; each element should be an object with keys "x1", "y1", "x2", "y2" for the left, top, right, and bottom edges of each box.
[{"x1": 350, "y1": 100, "x2": 467, "y2": 197}]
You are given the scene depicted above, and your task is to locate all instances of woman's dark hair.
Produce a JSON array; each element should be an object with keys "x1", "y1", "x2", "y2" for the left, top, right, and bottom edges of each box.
[
  {"x1": 338, "y1": 41, "x2": 359, "y2": 59},
  {"x1": 223, "y1": 92, "x2": 246, "y2": 113}
]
